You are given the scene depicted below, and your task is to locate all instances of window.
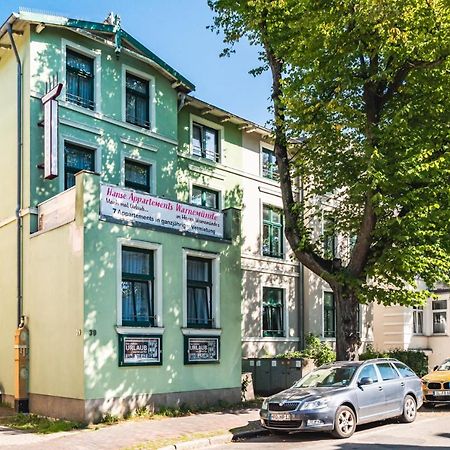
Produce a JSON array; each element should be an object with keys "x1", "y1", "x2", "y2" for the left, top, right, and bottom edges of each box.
[
  {"x1": 126, "y1": 72, "x2": 150, "y2": 128},
  {"x1": 262, "y1": 287, "x2": 284, "y2": 337},
  {"x1": 393, "y1": 362, "x2": 416, "y2": 378},
  {"x1": 262, "y1": 205, "x2": 283, "y2": 258},
  {"x1": 121, "y1": 247, "x2": 154, "y2": 327},
  {"x1": 66, "y1": 49, "x2": 95, "y2": 110},
  {"x1": 413, "y1": 306, "x2": 424, "y2": 335},
  {"x1": 64, "y1": 143, "x2": 95, "y2": 189},
  {"x1": 125, "y1": 159, "x2": 151, "y2": 193},
  {"x1": 376, "y1": 363, "x2": 399, "y2": 381},
  {"x1": 323, "y1": 292, "x2": 336, "y2": 338},
  {"x1": 358, "y1": 364, "x2": 378, "y2": 383},
  {"x1": 191, "y1": 186, "x2": 219, "y2": 209},
  {"x1": 432, "y1": 299, "x2": 447, "y2": 334},
  {"x1": 323, "y1": 217, "x2": 337, "y2": 258},
  {"x1": 192, "y1": 122, "x2": 219, "y2": 162},
  {"x1": 187, "y1": 257, "x2": 213, "y2": 328},
  {"x1": 262, "y1": 147, "x2": 279, "y2": 181}
]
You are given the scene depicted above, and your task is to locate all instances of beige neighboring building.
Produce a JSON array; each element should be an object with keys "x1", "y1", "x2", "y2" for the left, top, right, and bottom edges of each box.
[{"x1": 373, "y1": 283, "x2": 450, "y2": 369}]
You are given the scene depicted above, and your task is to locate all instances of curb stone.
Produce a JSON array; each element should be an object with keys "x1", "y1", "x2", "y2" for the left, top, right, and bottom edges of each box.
[{"x1": 158, "y1": 427, "x2": 269, "y2": 450}]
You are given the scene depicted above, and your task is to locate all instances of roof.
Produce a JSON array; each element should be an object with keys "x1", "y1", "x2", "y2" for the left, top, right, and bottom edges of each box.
[
  {"x1": 185, "y1": 94, "x2": 272, "y2": 138},
  {"x1": 0, "y1": 10, "x2": 195, "y2": 92}
]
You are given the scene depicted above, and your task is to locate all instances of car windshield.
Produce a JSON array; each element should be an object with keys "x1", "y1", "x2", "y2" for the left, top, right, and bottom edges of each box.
[
  {"x1": 436, "y1": 359, "x2": 450, "y2": 371},
  {"x1": 294, "y1": 366, "x2": 358, "y2": 388}
]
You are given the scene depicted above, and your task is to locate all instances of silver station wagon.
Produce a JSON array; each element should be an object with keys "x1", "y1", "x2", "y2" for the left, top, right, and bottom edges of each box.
[{"x1": 260, "y1": 358, "x2": 423, "y2": 438}]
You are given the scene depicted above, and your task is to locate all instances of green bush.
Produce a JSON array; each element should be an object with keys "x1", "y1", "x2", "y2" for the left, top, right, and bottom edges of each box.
[
  {"x1": 275, "y1": 334, "x2": 336, "y2": 366},
  {"x1": 360, "y1": 345, "x2": 428, "y2": 377}
]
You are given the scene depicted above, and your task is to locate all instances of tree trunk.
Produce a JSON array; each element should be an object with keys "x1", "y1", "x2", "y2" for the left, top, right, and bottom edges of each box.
[{"x1": 334, "y1": 285, "x2": 361, "y2": 361}]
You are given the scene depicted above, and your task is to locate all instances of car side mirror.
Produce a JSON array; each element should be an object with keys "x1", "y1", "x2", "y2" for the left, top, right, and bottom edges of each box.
[{"x1": 358, "y1": 377, "x2": 374, "y2": 386}]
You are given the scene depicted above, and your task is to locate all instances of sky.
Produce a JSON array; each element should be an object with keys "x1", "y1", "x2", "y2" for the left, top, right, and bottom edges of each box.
[{"x1": 0, "y1": 0, "x2": 273, "y2": 126}]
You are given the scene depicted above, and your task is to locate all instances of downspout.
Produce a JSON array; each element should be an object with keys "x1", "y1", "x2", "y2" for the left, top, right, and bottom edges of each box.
[
  {"x1": 297, "y1": 177, "x2": 305, "y2": 350},
  {"x1": 7, "y1": 23, "x2": 23, "y2": 327}
]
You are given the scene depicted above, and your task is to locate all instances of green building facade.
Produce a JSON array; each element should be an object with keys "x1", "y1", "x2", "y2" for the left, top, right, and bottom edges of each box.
[{"x1": 0, "y1": 11, "x2": 242, "y2": 422}]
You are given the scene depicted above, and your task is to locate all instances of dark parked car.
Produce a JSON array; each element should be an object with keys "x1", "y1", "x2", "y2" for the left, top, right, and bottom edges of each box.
[{"x1": 260, "y1": 358, "x2": 423, "y2": 438}]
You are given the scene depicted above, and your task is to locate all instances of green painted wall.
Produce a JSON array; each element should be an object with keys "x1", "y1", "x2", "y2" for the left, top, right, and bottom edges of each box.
[
  {"x1": 28, "y1": 26, "x2": 179, "y2": 208},
  {"x1": 81, "y1": 173, "x2": 242, "y2": 399}
]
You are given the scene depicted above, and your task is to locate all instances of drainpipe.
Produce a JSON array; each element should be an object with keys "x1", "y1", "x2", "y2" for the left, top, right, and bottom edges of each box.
[
  {"x1": 7, "y1": 23, "x2": 23, "y2": 327},
  {"x1": 297, "y1": 178, "x2": 305, "y2": 350}
]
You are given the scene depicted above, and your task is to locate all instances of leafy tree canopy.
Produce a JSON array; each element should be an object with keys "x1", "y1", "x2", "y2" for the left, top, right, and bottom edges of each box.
[{"x1": 210, "y1": 0, "x2": 450, "y2": 309}]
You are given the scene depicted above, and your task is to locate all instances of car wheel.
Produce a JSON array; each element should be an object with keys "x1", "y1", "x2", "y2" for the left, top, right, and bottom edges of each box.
[
  {"x1": 332, "y1": 405, "x2": 356, "y2": 439},
  {"x1": 400, "y1": 395, "x2": 417, "y2": 423}
]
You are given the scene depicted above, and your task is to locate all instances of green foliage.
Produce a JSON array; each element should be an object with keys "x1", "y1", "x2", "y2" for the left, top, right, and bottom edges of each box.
[
  {"x1": 101, "y1": 412, "x2": 119, "y2": 424},
  {"x1": 276, "y1": 334, "x2": 336, "y2": 366},
  {"x1": 0, "y1": 413, "x2": 82, "y2": 434},
  {"x1": 210, "y1": 0, "x2": 450, "y2": 359},
  {"x1": 360, "y1": 345, "x2": 429, "y2": 376}
]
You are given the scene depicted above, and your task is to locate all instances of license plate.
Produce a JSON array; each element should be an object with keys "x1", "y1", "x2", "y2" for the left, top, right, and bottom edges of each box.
[
  {"x1": 270, "y1": 413, "x2": 291, "y2": 421},
  {"x1": 434, "y1": 390, "x2": 450, "y2": 396}
]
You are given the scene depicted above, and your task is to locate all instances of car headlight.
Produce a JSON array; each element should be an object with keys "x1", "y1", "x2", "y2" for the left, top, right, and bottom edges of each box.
[
  {"x1": 299, "y1": 398, "x2": 328, "y2": 410},
  {"x1": 261, "y1": 399, "x2": 269, "y2": 410}
]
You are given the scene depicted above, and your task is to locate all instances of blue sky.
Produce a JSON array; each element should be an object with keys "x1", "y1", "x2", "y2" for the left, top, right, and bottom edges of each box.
[{"x1": 0, "y1": 0, "x2": 272, "y2": 126}]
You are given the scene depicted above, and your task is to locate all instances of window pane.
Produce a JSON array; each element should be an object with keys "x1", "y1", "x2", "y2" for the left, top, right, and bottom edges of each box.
[
  {"x1": 121, "y1": 281, "x2": 134, "y2": 322},
  {"x1": 376, "y1": 363, "x2": 399, "y2": 380},
  {"x1": 358, "y1": 364, "x2": 378, "y2": 383},
  {"x1": 187, "y1": 286, "x2": 210, "y2": 326},
  {"x1": 122, "y1": 249, "x2": 151, "y2": 276},
  {"x1": 134, "y1": 281, "x2": 151, "y2": 322},
  {"x1": 192, "y1": 124, "x2": 202, "y2": 155},
  {"x1": 125, "y1": 160, "x2": 150, "y2": 192},
  {"x1": 187, "y1": 258, "x2": 210, "y2": 282},
  {"x1": 66, "y1": 50, "x2": 94, "y2": 109},
  {"x1": 432, "y1": 300, "x2": 447, "y2": 310},
  {"x1": 126, "y1": 73, "x2": 149, "y2": 127},
  {"x1": 204, "y1": 128, "x2": 218, "y2": 161},
  {"x1": 262, "y1": 148, "x2": 279, "y2": 180},
  {"x1": 203, "y1": 190, "x2": 218, "y2": 209},
  {"x1": 433, "y1": 312, "x2": 447, "y2": 333},
  {"x1": 65, "y1": 146, "x2": 95, "y2": 171},
  {"x1": 393, "y1": 362, "x2": 415, "y2": 378},
  {"x1": 263, "y1": 287, "x2": 283, "y2": 337},
  {"x1": 191, "y1": 187, "x2": 203, "y2": 206}
]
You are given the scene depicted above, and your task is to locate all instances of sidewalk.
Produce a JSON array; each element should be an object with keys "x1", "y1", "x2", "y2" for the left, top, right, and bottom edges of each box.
[{"x1": 0, "y1": 407, "x2": 266, "y2": 450}]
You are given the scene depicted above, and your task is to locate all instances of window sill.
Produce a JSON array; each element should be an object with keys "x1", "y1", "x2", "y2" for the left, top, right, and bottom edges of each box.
[
  {"x1": 181, "y1": 328, "x2": 222, "y2": 336},
  {"x1": 115, "y1": 326, "x2": 165, "y2": 335}
]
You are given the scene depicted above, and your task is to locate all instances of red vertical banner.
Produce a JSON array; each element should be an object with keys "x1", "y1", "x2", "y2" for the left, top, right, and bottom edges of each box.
[{"x1": 42, "y1": 83, "x2": 63, "y2": 180}]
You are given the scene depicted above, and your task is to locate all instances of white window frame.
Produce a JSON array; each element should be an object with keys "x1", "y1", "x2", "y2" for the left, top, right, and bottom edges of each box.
[
  {"x1": 122, "y1": 64, "x2": 156, "y2": 132},
  {"x1": 189, "y1": 114, "x2": 224, "y2": 164},
  {"x1": 120, "y1": 148, "x2": 156, "y2": 194},
  {"x1": 59, "y1": 136, "x2": 101, "y2": 192},
  {"x1": 116, "y1": 239, "x2": 163, "y2": 335},
  {"x1": 260, "y1": 285, "x2": 287, "y2": 339},
  {"x1": 182, "y1": 249, "x2": 221, "y2": 335},
  {"x1": 432, "y1": 298, "x2": 448, "y2": 335},
  {"x1": 61, "y1": 38, "x2": 102, "y2": 113},
  {"x1": 190, "y1": 184, "x2": 221, "y2": 210}
]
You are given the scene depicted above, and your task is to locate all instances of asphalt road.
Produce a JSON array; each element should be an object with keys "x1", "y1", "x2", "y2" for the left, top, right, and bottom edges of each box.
[{"x1": 213, "y1": 406, "x2": 450, "y2": 450}]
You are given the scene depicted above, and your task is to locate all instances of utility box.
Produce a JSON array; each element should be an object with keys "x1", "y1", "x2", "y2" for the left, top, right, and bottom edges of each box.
[{"x1": 243, "y1": 358, "x2": 304, "y2": 396}]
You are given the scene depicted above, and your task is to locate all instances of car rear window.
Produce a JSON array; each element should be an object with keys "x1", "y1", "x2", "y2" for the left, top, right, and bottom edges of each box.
[
  {"x1": 393, "y1": 362, "x2": 416, "y2": 378},
  {"x1": 376, "y1": 362, "x2": 399, "y2": 380}
]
